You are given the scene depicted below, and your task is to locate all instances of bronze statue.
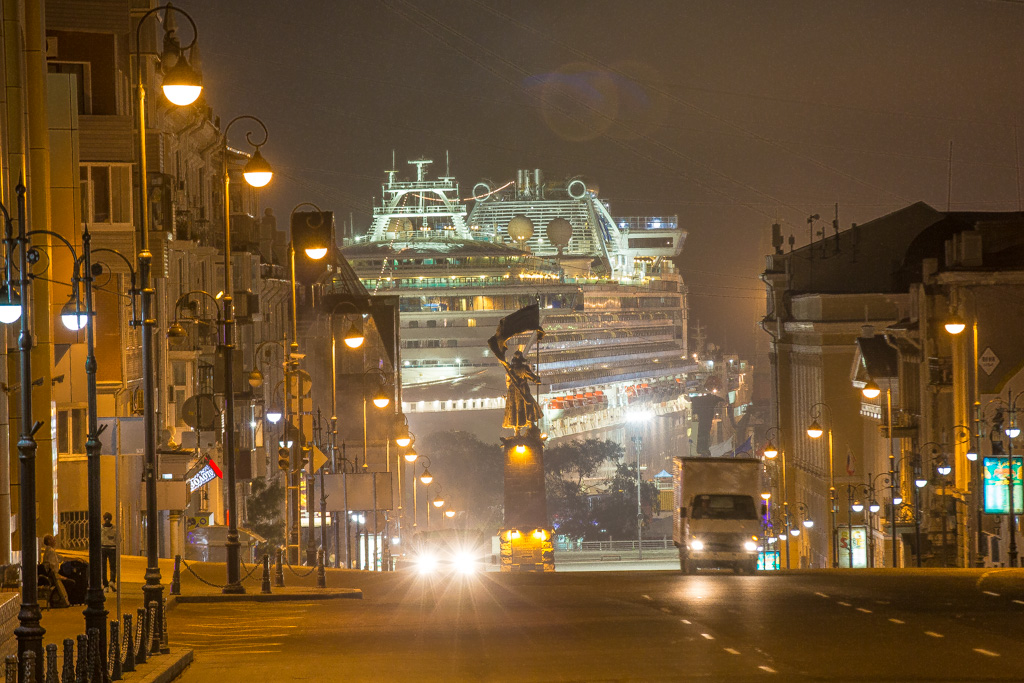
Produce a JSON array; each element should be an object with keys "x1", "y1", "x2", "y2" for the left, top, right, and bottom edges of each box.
[{"x1": 502, "y1": 350, "x2": 542, "y2": 433}]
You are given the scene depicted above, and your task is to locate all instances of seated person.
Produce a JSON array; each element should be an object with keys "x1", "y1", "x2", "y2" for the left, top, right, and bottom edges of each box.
[{"x1": 39, "y1": 535, "x2": 71, "y2": 608}]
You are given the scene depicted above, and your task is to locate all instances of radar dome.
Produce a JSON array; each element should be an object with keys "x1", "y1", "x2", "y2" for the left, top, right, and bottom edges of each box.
[
  {"x1": 546, "y1": 217, "x2": 573, "y2": 251},
  {"x1": 507, "y1": 214, "x2": 535, "y2": 244}
]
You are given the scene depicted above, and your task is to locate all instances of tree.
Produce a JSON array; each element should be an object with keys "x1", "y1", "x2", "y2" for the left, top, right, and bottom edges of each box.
[
  {"x1": 544, "y1": 439, "x2": 623, "y2": 541},
  {"x1": 592, "y1": 461, "x2": 661, "y2": 540},
  {"x1": 418, "y1": 431, "x2": 504, "y2": 530},
  {"x1": 245, "y1": 476, "x2": 285, "y2": 550}
]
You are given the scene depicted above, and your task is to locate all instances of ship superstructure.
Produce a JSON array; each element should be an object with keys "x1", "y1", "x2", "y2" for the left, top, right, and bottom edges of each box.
[{"x1": 337, "y1": 159, "x2": 694, "y2": 476}]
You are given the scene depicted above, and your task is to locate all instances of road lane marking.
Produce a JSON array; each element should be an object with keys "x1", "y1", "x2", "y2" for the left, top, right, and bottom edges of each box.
[
  {"x1": 642, "y1": 594, "x2": 652, "y2": 600},
  {"x1": 924, "y1": 631, "x2": 944, "y2": 638},
  {"x1": 974, "y1": 648, "x2": 1000, "y2": 657},
  {"x1": 814, "y1": 592, "x2": 829, "y2": 598},
  {"x1": 758, "y1": 665, "x2": 777, "y2": 673},
  {"x1": 983, "y1": 591, "x2": 1000, "y2": 597},
  {"x1": 856, "y1": 608, "x2": 872, "y2": 613},
  {"x1": 724, "y1": 648, "x2": 740, "y2": 655},
  {"x1": 889, "y1": 618, "x2": 905, "y2": 624},
  {"x1": 1013, "y1": 600, "x2": 1024, "y2": 606},
  {"x1": 681, "y1": 619, "x2": 691, "y2": 625},
  {"x1": 837, "y1": 601, "x2": 851, "y2": 607},
  {"x1": 701, "y1": 633, "x2": 714, "y2": 640},
  {"x1": 875, "y1": 600, "x2": 890, "y2": 605}
]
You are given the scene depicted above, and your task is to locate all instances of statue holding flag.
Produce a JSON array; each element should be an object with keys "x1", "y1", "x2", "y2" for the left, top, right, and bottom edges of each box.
[
  {"x1": 489, "y1": 303, "x2": 553, "y2": 572},
  {"x1": 487, "y1": 303, "x2": 545, "y2": 434}
]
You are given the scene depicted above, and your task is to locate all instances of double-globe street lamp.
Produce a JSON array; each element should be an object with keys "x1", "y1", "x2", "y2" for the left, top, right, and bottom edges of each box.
[{"x1": 135, "y1": 0, "x2": 204, "y2": 641}]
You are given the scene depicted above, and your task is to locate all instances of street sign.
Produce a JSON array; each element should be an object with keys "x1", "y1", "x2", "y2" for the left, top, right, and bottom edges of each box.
[
  {"x1": 979, "y1": 347, "x2": 1000, "y2": 376},
  {"x1": 181, "y1": 394, "x2": 218, "y2": 430},
  {"x1": 312, "y1": 445, "x2": 329, "y2": 472}
]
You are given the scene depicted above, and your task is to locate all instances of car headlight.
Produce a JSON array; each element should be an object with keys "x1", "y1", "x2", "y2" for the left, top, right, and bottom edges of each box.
[
  {"x1": 744, "y1": 541, "x2": 758, "y2": 552},
  {"x1": 417, "y1": 554, "x2": 438, "y2": 574},
  {"x1": 690, "y1": 539, "x2": 704, "y2": 551},
  {"x1": 454, "y1": 552, "x2": 477, "y2": 575}
]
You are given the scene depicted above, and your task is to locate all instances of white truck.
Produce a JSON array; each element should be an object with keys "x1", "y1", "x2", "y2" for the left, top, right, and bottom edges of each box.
[{"x1": 673, "y1": 456, "x2": 764, "y2": 574}]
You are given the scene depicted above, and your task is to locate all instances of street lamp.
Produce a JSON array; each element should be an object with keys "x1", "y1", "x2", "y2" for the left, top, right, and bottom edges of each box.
[
  {"x1": 806, "y1": 403, "x2": 838, "y2": 568},
  {"x1": 135, "y1": 1, "x2": 202, "y2": 646},
  {"x1": 220, "y1": 114, "x2": 275, "y2": 593},
  {"x1": 762, "y1": 426, "x2": 790, "y2": 569},
  {"x1": 859, "y1": 378, "x2": 901, "y2": 568}
]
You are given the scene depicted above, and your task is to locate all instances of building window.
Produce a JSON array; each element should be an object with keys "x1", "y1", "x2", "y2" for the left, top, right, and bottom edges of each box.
[
  {"x1": 408, "y1": 320, "x2": 419, "y2": 329},
  {"x1": 57, "y1": 407, "x2": 87, "y2": 458},
  {"x1": 81, "y1": 164, "x2": 132, "y2": 226},
  {"x1": 467, "y1": 319, "x2": 476, "y2": 327},
  {"x1": 426, "y1": 320, "x2": 437, "y2": 328}
]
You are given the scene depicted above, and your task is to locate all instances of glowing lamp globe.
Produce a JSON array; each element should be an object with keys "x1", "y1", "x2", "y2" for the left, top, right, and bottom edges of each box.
[
  {"x1": 806, "y1": 420, "x2": 824, "y2": 439},
  {"x1": 944, "y1": 315, "x2": 966, "y2": 335},
  {"x1": 861, "y1": 381, "x2": 881, "y2": 399},
  {"x1": 304, "y1": 247, "x2": 328, "y2": 260},
  {"x1": 343, "y1": 323, "x2": 365, "y2": 349},
  {"x1": 161, "y1": 56, "x2": 203, "y2": 106},
  {"x1": 242, "y1": 148, "x2": 273, "y2": 187}
]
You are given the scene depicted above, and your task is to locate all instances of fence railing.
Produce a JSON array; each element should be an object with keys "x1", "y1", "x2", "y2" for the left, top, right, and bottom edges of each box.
[{"x1": 560, "y1": 538, "x2": 674, "y2": 552}]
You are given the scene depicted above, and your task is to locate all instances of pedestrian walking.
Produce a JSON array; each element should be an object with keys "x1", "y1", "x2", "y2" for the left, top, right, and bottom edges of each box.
[{"x1": 102, "y1": 512, "x2": 117, "y2": 592}]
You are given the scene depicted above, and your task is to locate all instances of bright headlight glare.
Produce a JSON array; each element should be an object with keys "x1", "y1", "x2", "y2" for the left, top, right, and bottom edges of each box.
[
  {"x1": 744, "y1": 540, "x2": 758, "y2": 552},
  {"x1": 690, "y1": 539, "x2": 704, "y2": 551},
  {"x1": 416, "y1": 554, "x2": 437, "y2": 575},
  {"x1": 454, "y1": 552, "x2": 476, "y2": 574}
]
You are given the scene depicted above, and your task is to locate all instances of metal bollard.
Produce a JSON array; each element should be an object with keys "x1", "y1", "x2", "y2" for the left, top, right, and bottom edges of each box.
[
  {"x1": 147, "y1": 602, "x2": 160, "y2": 656},
  {"x1": 4, "y1": 654, "x2": 16, "y2": 683},
  {"x1": 109, "y1": 620, "x2": 121, "y2": 681},
  {"x1": 170, "y1": 555, "x2": 182, "y2": 596},
  {"x1": 261, "y1": 554, "x2": 272, "y2": 594},
  {"x1": 86, "y1": 628, "x2": 102, "y2": 683},
  {"x1": 120, "y1": 614, "x2": 134, "y2": 674},
  {"x1": 44, "y1": 644, "x2": 57, "y2": 683},
  {"x1": 134, "y1": 608, "x2": 147, "y2": 666},
  {"x1": 316, "y1": 547, "x2": 326, "y2": 588},
  {"x1": 75, "y1": 634, "x2": 87, "y2": 683},
  {"x1": 274, "y1": 547, "x2": 285, "y2": 587},
  {"x1": 21, "y1": 651, "x2": 35, "y2": 683},
  {"x1": 61, "y1": 638, "x2": 75, "y2": 683},
  {"x1": 160, "y1": 598, "x2": 170, "y2": 654}
]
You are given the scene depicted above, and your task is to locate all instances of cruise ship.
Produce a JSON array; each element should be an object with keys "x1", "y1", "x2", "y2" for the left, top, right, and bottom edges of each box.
[{"x1": 339, "y1": 159, "x2": 694, "y2": 475}]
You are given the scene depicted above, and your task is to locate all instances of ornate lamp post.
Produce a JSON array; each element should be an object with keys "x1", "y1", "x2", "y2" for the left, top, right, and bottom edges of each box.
[
  {"x1": 762, "y1": 427, "x2": 790, "y2": 568},
  {"x1": 219, "y1": 115, "x2": 275, "y2": 592},
  {"x1": 135, "y1": 2, "x2": 203, "y2": 643},
  {"x1": 861, "y1": 379, "x2": 901, "y2": 568},
  {"x1": 806, "y1": 403, "x2": 838, "y2": 568}
]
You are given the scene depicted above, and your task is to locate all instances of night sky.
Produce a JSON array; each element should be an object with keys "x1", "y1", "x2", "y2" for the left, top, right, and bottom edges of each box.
[{"x1": 179, "y1": 0, "x2": 1024, "y2": 356}]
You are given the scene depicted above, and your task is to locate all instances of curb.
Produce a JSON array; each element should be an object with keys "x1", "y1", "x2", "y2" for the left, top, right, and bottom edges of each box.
[
  {"x1": 132, "y1": 648, "x2": 194, "y2": 683},
  {"x1": 171, "y1": 589, "x2": 362, "y2": 603}
]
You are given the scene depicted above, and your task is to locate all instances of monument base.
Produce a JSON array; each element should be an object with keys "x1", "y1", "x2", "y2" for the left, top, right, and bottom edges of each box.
[{"x1": 499, "y1": 527, "x2": 555, "y2": 572}]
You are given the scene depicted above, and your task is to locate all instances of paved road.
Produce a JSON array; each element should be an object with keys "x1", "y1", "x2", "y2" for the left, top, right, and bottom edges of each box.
[{"x1": 169, "y1": 568, "x2": 1024, "y2": 682}]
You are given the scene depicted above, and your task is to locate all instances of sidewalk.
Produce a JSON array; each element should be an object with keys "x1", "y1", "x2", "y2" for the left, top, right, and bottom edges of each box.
[{"x1": 36, "y1": 550, "x2": 361, "y2": 681}]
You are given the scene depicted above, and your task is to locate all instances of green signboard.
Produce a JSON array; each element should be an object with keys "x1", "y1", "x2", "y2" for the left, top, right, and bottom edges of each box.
[{"x1": 983, "y1": 457, "x2": 1024, "y2": 514}]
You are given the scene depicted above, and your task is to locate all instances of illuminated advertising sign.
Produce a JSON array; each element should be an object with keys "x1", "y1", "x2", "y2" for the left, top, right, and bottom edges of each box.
[
  {"x1": 758, "y1": 550, "x2": 780, "y2": 571},
  {"x1": 187, "y1": 464, "x2": 217, "y2": 493},
  {"x1": 837, "y1": 526, "x2": 868, "y2": 568},
  {"x1": 983, "y1": 457, "x2": 1024, "y2": 514}
]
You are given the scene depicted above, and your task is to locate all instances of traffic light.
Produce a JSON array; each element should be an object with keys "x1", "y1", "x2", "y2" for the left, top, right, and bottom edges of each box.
[
  {"x1": 297, "y1": 447, "x2": 310, "y2": 469},
  {"x1": 277, "y1": 447, "x2": 290, "y2": 471}
]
